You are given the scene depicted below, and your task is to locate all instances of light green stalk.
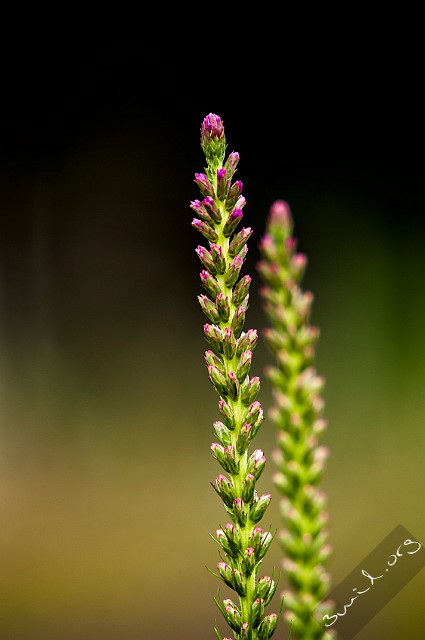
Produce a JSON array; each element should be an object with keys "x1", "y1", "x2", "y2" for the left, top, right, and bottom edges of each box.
[
  {"x1": 191, "y1": 114, "x2": 281, "y2": 640},
  {"x1": 257, "y1": 200, "x2": 335, "y2": 640}
]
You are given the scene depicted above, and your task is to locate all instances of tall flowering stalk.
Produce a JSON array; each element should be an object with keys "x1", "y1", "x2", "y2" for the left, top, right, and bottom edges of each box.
[
  {"x1": 257, "y1": 200, "x2": 334, "y2": 639},
  {"x1": 190, "y1": 114, "x2": 282, "y2": 640}
]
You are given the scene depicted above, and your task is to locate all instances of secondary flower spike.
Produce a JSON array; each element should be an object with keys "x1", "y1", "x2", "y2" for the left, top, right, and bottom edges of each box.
[
  {"x1": 257, "y1": 200, "x2": 336, "y2": 640},
  {"x1": 191, "y1": 114, "x2": 282, "y2": 640}
]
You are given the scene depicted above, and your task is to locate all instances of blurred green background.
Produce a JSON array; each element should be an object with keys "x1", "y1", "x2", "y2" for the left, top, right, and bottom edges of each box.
[{"x1": 1, "y1": 11, "x2": 424, "y2": 639}]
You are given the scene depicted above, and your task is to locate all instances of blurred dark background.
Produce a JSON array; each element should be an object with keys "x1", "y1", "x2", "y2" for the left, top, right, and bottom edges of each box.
[{"x1": 0, "y1": 10, "x2": 424, "y2": 640}]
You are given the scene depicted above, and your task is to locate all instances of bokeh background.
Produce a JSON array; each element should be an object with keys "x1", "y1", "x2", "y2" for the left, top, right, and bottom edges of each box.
[{"x1": 1, "y1": 11, "x2": 424, "y2": 640}]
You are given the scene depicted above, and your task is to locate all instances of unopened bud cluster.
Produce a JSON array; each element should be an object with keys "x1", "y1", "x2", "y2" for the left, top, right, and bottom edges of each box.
[
  {"x1": 191, "y1": 115, "x2": 281, "y2": 640},
  {"x1": 257, "y1": 200, "x2": 335, "y2": 639}
]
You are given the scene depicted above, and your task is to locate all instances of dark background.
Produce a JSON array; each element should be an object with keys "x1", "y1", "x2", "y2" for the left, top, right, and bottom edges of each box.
[{"x1": 1, "y1": 11, "x2": 424, "y2": 640}]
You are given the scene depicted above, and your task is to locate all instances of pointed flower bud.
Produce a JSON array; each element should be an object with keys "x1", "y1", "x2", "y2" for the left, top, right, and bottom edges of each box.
[
  {"x1": 196, "y1": 245, "x2": 217, "y2": 274},
  {"x1": 210, "y1": 244, "x2": 226, "y2": 274},
  {"x1": 204, "y1": 324, "x2": 223, "y2": 352},
  {"x1": 236, "y1": 329, "x2": 258, "y2": 357},
  {"x1": 225, "y1": 255, "x2": 244, "y2": 289},
  {"x1": 248, "y1": 376, "x2": 261, "y2": 404},
  {"x1": 223, "y1": 327, "x2": 236, "y2": 360},
  {"x1": 250, "y1": 493, "x2": 272, "y2": 523},
  {"x1": 249, "y1": 527, "x2": 263, "y2": 551},
  {"x1": 213, "y1": 420, "x2": 232, "y2": 447},
  {"x1": 235, "y1": 195, "x2": 246, "y2": 210},
  {"x1": 231, "y1": 305, "x2": 246, "y2": 339},
  {"x1": 224, "y1": 523, "x2": 241, "y2": 552},
  {"x1": 245, "y1": 401, "x2": 263, "y2": 426},
  {"x1": 200, "y1": 270, "x2": 221, "y2": 298},
  {"x1": 212, "y1": 474, "x2": 235, "y2": 509},
  {"x1": 194, "y1": 172, "x2": 215, "y2": 198},
  {"x1": 216, "y1": 292, "x2": 230, "y2": 322},
  {"x1": 233, "y1": 568, "x2": 247, "y2": 597},
  {"x1": 208, "y1": 366, "x2": 228, "y2": 396},
  {"x1": 233, "y1": 497, "x2": 247, "y2": 527},
  {"x1": 236, "y1": 423, "x2": 253, "y2": 455},
  {"x1": 231, "y1": 273, "x2": 252, "y2": 305},
  {"x1": 255, "y1": 575, "x2": 271, "y2": 599},
  {"x1": 211, "y1": 442, "x2": 227, "y2": 469},
  {"x1": 190, "y1": 199, "x2": 214, "y2": 224},
  {"x1": 252, "y1": 598, "x2": 265, "y2": 628},
  {"x1": 223, "y1": 208, "x2": 243, "y2": 237},
  {"x1": 241, "y1": 472, "x2": 256, "y2": 503},
  {"x1": 224, "y1": 151, "x2": 240, "y2": 180},
  {"x1": 218, "y1": 399, "x2": 236, "y2": 431},
  {"x1": 211, "y1": 443, "x2": 239, "y2": 475},
  {"x1": 216, "y1": 528, "x2": 234, "y2": 556},
  {"x1": 217, "y1": 561, "x2": 235, "y2": 589},
  {"x1": 236, "y1": 350, "x2": 252, "y2": 382},
  {"x1": 292, "y1": 252, "x2": 308, "y2": 280},
  {"x1": 247, "y1": 448, "x2": 264, "y2": 468},
  {"x1": 255, "y1": 576, "x2": 277, "y2": 605},
  {"x1": 227, "y1": 179, "x2": 243, "y2": 200},
  {"x1": 240, "y1": 374, "x2": 260, "y2": 407},
  {"x1": 223, "y1": 444, "x2": 239, "y2": 475},
  {"x1": 224, "y1": 600, "x2": 242, "y2": 633},
  {"x1": 250, "y1": 415, "x2": 264, "y2": 439},
  {"x1": 225, "y1": 179, "x2": 243, "y2": 211},
  {"x1": 202, "y1": 196, "x2": 222, "y2": 224},
  {"x1": 242, "y1": 546, "x2": 256, "y2": 576},
  {"x1": 226, "y1": 371, "x2": 240, "y2": 401},
  {"x1": 217, "y1": 167, "x2": 229, "y2": 200},
  {"x1": 204, "y1": 349, "x2": 224, "y2": 371},
  {"x1": 218, "y1": 399, "x2": 236, "y2": 430},
  {"x1": 229, "y1": 227, "x2": 253, "y2": 259},
  {"x1": 269, "y1": 199, "x2": 292, "y2": 227},
  {"x1": 257, "y1": 613, "x2": 278, "y2": 640},
  {"x1": 247, "y1": 448, "x2": 266, "y2": 480},
  {"x1": 257, "y1": 531, "x2": 273, "y2": 560},
  {"x1": 192, "y1": 218, "x2": 218, "y2": 243},
  {"x1": 240, "y1": 375, "x2": 250, "y2": 405},
  {"x1": 198, "y1": 294, "x2": 221, "y2": 323}
]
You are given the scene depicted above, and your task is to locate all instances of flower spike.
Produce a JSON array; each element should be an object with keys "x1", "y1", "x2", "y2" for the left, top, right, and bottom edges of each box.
[
  {"x1": 257, "y1": 199, "x2": 335, "y2": 639},
  {"x1": 191, "y1": 114, "x2": 281, "y2": 640}
]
